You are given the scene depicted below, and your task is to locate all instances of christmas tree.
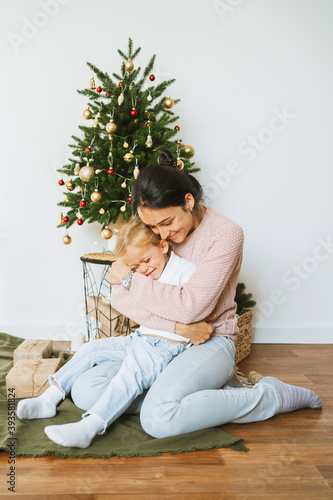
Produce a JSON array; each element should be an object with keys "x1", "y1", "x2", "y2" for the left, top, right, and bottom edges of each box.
[{"x1": 57, "y1": 38, "x2": 199, "y2": 246}]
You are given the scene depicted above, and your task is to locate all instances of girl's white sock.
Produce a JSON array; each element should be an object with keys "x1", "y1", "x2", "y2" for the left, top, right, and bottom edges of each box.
[
  {"x1": 44, "y1": 413, "x2": 106, "y2": 449},
  {"x1": 16, "y1": 384, "x2": 65, "y2": 420}
]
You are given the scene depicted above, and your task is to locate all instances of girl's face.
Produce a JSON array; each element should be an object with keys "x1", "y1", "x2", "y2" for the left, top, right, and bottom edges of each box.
[
  {"x1": 123, "y1": 240, "x2": 169, "y2": 280},
  {"x1": 137, "y1": 194, "x2": 197, "y2": 244}
]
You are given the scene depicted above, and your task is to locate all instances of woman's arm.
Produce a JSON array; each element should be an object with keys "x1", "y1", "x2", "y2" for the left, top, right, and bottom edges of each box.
[
  {"x1": 127, "y1": 223, "x2": 243, "y2": 324},
  {"x1": 111, "y1": 284, "x2": 176, "y2": 333},
  {"x1": 112, "y1": 286, "x2": 216, "y2": 345},
  {"x1": 110, "y1": 258, "x2": 177, "y2": 332},
  {"x1": 175, "y1": 314, "x2": 216, "y2": 345}
]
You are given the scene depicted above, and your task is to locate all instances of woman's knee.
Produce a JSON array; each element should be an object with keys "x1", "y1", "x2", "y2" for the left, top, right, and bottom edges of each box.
[{"x1": 140, "y1": 392, "x2": 181, "y2": 439}]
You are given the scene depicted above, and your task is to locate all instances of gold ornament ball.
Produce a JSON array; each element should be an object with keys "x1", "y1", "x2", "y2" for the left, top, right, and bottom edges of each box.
[
  {"x1": 91, "y1": 189, "x2": 102, "y2": 203},
  {"x1": 79, "y1": 165, "x2": 95, "y2": 182},
  {"x1": 99, "y1": 208, "x2": 105, "y2": 214},
  {"x1": 164, "y1": 97, "x2": 175, "y2": 109},
  {"x1": 184, "y1": 144, "x2": 195, "y2": 158},
  {"x1": 101, "y1": 227, "x2": 113, "y2": 240},
  {"x1": 83, "y1": 109, "x2": 93, "y2": 120},
  {"x1": 123, "y1": 152, "x2": 134, "y2": 163},
  {"x1": 125, "y1": 60, "x2": 134, "y2": 72},
  {"x1": 63, "y1": 234, "x2": 72, "y2": 245},
  {"x1": 65, "y1": 180, "x2": 74, "y2": 191},
  {"x1": 177, "y1": 159, "x2": 184, "y2": 170},
  {"x1": 105, "y1": 121, "x2": 117, "y2": 134},
  {"x1": 123, "y1": 141, "x2": 129, "y2": 148}
]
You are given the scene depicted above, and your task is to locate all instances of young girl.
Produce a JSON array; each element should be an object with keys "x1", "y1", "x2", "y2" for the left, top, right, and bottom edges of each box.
[{"x1": 16, "y1": 216, "x2": 197, "y2": 449}]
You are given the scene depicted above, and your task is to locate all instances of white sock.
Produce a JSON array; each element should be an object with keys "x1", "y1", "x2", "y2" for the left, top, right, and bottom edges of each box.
[
  {"x1": 44, "y1": 413, "x2": 106, "y2": 449},
  {"x1": 16, "y1": 384, "x2": 65, "y2": 420}
]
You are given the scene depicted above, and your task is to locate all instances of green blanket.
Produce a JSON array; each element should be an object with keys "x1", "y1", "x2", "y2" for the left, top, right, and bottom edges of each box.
[{"x1": 0, "y1": 333, "x2": 247, "y2": 458}]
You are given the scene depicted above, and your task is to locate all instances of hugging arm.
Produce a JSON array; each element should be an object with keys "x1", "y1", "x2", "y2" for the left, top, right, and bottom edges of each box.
[
  {"x1": 111, "y1": 285, "x2": 176, "y2": 333},
  {"x1": 111, "y1": 286, "x2": 215, "y2": 345},
  {"x1": 123, "y1": 224, "x2": 244, "y2": 324}
]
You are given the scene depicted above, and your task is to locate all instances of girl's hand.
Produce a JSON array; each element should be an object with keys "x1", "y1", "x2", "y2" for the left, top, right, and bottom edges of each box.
[
  {"x1": 109, "y1": 258, "x2": 131, "y2": 285},
  {"x1": 175, "y1": 313, "x2": 216, "y2": 345}
]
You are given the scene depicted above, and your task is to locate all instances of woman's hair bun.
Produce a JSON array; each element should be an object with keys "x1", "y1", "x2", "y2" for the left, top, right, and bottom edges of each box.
[
  {"x1": 131, "y1": 147, "x2": 203, "y2": 214},
  {"x1": 159, "y1": 148, "x2": 177, "y2": 168}
]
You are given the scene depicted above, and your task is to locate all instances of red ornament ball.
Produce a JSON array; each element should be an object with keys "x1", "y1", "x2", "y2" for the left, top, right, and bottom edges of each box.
[
  {"x1": 105, "y1": 92, "x2": 110, "y2": 97},
  {"x1": 96, "y1": 86, "x2": 102, "y2": 93},
  {"x1": 174, "y1": 125, "x2": 180, "y2": 131},
  {"x1": 62, "y1": 216, "x2": 69, "y2": 223},
  {"x1": 80, "y1": 200, "x2": 86, "y2": 207},
  {"x1": 108, "y1": 169, "x2": 114, "y2": 175},
  {"x1": 127, "y1": 196, "x2": 132, "y2": 203},
  {"x1": 149, "y1": 74, "x2": 155, "y2": 81},
  {"x1": 130, "y1": 108, "x2": 138, "y2": 117},
  {"x1": 118, "y1": 82, "x2": 122, "y2": 88},
  {"x1": 177, "y1": 141, "x2": 182, "y2": 146},
  {"x1": 146, "y1": 121, "x2": 150, "y2": 127},
  {"x1": 85, "y1": 147, "x2": 91, "y2": 152},
  {"x1": 77, "y1": 218, "x2": 83, "y2": 225},
  {"x1": 58, "y1": 179, "x2": 64, "y2": 186}
]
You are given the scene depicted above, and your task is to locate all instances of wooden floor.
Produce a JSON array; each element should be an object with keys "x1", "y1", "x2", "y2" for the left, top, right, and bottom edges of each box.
[{"x1": 1, "y1": 344, "x2": 332, "y2": 499}]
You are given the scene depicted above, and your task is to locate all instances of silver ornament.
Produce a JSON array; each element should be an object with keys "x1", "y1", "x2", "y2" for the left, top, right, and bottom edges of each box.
[
  {"x1": 133, "y1": 165, "x2": 140, "y2": 179},
  {"x1": 145, "y1": 135, "x2": 153, "y2": 148}
]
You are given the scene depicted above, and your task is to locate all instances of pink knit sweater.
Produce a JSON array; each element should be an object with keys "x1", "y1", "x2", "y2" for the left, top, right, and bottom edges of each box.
[{"x1": 111, "y1": 207, "x2": 244, "y2": 340}]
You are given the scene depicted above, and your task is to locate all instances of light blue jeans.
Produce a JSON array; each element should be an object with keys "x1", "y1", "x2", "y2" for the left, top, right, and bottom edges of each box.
[
  {"x1": 71, "y1": 336, "x2": 283, "y2": 438},
  {"x1": 50, "y1": 331, "x2": 186, "y2": 428}
]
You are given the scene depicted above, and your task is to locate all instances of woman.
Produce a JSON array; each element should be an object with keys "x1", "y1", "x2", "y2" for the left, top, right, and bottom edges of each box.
[{"x1": 72, "y1": 150, "x2": 322, "y2": 439}]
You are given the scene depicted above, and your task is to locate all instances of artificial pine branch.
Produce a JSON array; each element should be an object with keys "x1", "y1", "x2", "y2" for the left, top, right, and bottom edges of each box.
[
  {"x1": 132, "y1": 47, "x2": 141, "y2": 59},
  {"x1": 112, "y1": 72, "x2": 122, "y2": 81},
  {"x1": 235, "y1": 283, "x2": 256, "y2": 316},
  {"x1": 143, "y1": 55, "x2": 156, "y2": 79},
  {"x1": 127, "y1": 38, "x2": 133, "y2": 58},
  {"x1": 87, "y1": 62, "x2": 115, "y2": 87},
  {"x1": 117, "y1": 49, "x2": 127, "y2": 60}
]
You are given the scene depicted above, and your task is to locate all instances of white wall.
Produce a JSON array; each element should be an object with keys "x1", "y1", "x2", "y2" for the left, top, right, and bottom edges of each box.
[{"x1": 0, "y1": 0, "x2": 332, "y2": 342}]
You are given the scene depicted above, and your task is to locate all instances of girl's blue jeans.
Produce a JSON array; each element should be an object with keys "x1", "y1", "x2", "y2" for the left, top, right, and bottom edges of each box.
[
  {"x1": 70, "y1": 336, "x2": 282, "y2": 438},
  {"x1": 50, "y1": 331, "x2": 186, "y2": 428}
]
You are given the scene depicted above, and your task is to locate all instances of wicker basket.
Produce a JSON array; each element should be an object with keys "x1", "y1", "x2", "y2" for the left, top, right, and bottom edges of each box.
[{"x1": 234, "y1": 310, "x2": 253, "y2": 364}]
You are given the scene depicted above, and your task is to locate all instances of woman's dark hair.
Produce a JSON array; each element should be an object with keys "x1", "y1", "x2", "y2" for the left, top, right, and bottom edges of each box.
[{"x1": 132, "y1": 149, "x2": 203, "y2": 214}]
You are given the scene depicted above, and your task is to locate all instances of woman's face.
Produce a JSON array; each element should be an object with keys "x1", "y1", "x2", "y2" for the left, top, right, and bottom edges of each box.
[{"x1": 137, "y1": 194, "x2": 196, "y2": 244}]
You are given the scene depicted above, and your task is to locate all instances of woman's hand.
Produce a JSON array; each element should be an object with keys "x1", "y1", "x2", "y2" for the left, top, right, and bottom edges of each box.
[
  {"x1": 109, "y1": 258, "x2": 131, "y2": 285},
  {"x1": 175, "y1": 313, "x2": 216, "y2": 346}
]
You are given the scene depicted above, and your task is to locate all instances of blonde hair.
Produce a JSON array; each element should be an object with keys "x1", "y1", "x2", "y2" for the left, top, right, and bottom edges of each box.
[{"x1": 115, "y1": 216, "x2": 163, "y2": 257}]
